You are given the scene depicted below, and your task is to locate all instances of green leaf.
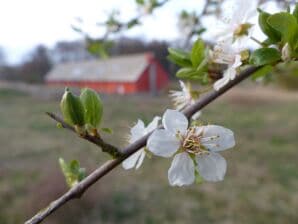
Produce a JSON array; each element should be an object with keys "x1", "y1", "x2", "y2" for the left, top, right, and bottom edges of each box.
[
  {"x1": 258, "y1": 9, "x2": 281, "y2": 43},
  {"x1": 196, "y1": 57, "x2": 208, "y2": 73},
  {"x1": 195, "y1": 28, "x2": 206, "y2": 36},
  {"x1": 251, "y1": 65, "x2": 273, "y2": 81},
  {"x1": 78, "y1": 168, "x2": 86, "y2": 181},
  {"x1": 167, "y1": 48, "x2": 192, "y2": 67},
  {"x1": 80, "y1": 88, "x2": 103, "y2": 128},
  {"x1": 60, "y1": 88, "x2": 85, "y2": 126},
  {"x1": 127, "y1": 18, "x2": 139, "y2": 29},
  {"x1": 294, "y1": 41, "x2": 298, "y2": 54},
  {"x1": 267, "y1": 12, "x2": 298, "y2": 46},
  {"x1": 191, "y1": 39, "x2": 205, "y2": 67},
  {"x1": 249, "y1": 48, "x2": 281, "y2": 66},
  {"x1": 69, "y1": 160, "x2": 80, "y2": 172},
  {"x1": 176, "y1": 67, "x2": 206, "y2": 81},
  {"x1": 293, "y1": 3, "x2": 298, "y2": 23},
  {"x1": 136, "y1": 0, "x2": 145, "y2": 5},
  {"x1": 101, "y1": 127, "x2": 113, "y2": 134},
  {"x1": 86, "y1": 39, "x2": 113, "y2": 58},
  {"x1": 59, "y1": 158, "x2": 86, "y2": 188},
  {"x1": 176, "y1": 67, "x2": 198, "y2": 79}
]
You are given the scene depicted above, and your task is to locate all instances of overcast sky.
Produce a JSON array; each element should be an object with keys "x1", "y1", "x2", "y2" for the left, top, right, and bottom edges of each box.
[
  {"x1": 0, "y1": 0, "x2": 282, "y2": 64},
  {"x1": 0, "y1": 0, "x2": 206, "y2": 63}
]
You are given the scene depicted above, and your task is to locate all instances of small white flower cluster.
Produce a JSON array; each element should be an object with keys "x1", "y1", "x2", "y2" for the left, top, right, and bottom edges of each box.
[
  {"x1": 169, "y1": 80, "x2": 201, "y2": 119},
  {"x1": 123, "y1": 110, "x2": 235, "y2": 187},
  {"x1": 210, "y1": 0, "x2": 258, "y2": 90},
  {"x1": 169, "y1": 81, "x2": 194, "y2": 111},
  {"x1": 211, "y1": 40, "x2": 244, "y2": 91}
]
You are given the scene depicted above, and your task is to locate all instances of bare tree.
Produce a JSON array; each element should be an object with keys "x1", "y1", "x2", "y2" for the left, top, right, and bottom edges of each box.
[{"x1": 18, "y1": 45, "x2": 52, "y2": 83}]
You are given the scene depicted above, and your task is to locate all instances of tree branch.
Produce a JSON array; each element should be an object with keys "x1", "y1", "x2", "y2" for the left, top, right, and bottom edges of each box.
[
  {"x1": 25, "y1": 66, "x2": 260, "y2": 224},
  {"x1": 46, "y1": 112, "x2": 123, "y2": 158}
]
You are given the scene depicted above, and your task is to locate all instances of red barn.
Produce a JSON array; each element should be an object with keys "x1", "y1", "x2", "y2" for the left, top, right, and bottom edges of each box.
[{"x1": 45, "y1": 53, "x2": 169, "y2": 94}]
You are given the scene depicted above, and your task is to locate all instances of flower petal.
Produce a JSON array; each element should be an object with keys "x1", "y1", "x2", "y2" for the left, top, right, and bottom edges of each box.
[
  {"x1": 135, "y1": 150, "x2": 146, "y2": 169},
  {"x1": 232, "y1": 54, "x2": 242, "y2": 70},
  {"x1": 213, "y1": 75, "x2": 230, "y2": 91},
  {"x1": 192, "y1": 111, "x2": 202, "y2": 120},
  {"x1": 162, "y1": 109, "x2": 188, "y2": 135},
  {"x1": 130, "y1": 120, "x2": 145, "y2": 142},
  {"x1": 122, "y1": 149, "x2": 144, "y2": 170},
  {"x1": 145, "y1": 116, "x2": 161, "y2": 133},
  {"x1": 179, "y1": 80, "x2": 187, "y2": 92},
  {"x1": 147, "y1": 129, "x2": 180, "y2": 158},
  {"x1": 198, "y1": 125, "x2": 235, "y2": 152},
  {"x1": 168, "y1": 152, "x2": 195, "y2": 186},
  {"x1": 196, "y1": 152, "x2": 227, "y2": 182}
]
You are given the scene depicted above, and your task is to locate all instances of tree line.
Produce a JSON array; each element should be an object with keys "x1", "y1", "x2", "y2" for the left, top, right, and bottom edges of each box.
[{"x1": 0, "y1": 38, "x2": 174, "y2": 83}]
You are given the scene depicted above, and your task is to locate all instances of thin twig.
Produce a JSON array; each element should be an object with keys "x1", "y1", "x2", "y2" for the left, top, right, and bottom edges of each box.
[
  {"x1": 46, "y1": 112, "x2": 122, "y2": 158},
  {"x1": 25, "y1": 66, "x2": 260, "y2": 224}
]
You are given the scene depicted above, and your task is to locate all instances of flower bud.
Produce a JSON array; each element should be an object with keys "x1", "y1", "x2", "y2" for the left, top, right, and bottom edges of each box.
[
  {"x1": 80, "y1": 88, "x2": 103, "y2": 128},
  {"x1": 60, "y1": 88, "x2": 85, "y2": 127}
]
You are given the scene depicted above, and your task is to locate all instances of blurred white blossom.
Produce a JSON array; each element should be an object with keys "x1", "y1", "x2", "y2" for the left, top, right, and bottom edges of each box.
[
  {"x1": 122, "y1": 116, "x2": 160, "y2": 170},
  {"x1": 169, "y1": 81, "x2": 195, "y2": 110},
  {"x1": 210, "y1": 40, "x2": 246, "y2": 90},
  {"x1": 169, "y1": 81, "x2": 201, "y2": 119},
  {"x1": 213, "y1": 0, "x2": 257, "y2": 44}
]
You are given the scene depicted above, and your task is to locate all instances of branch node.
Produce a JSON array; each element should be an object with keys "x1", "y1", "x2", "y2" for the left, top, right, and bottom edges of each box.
[{"x1": 46, "y1": 112, "x2": 123, "y2": 158}]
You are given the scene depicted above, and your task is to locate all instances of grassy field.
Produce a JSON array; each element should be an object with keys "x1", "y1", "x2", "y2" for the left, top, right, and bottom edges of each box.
[{"x1": 0, "y1": 86, "x2": 298, "y2": 224}]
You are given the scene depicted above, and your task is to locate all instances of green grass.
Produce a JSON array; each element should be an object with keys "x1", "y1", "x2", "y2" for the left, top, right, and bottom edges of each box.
[{"x1": 0, "y1": 87, "x2": 298, "y2": 224}]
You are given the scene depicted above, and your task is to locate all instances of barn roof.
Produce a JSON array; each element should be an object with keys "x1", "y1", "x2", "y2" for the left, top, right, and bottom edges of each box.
[{"x1": 46, "y1": 53, "x2": 152, "y2": 82}]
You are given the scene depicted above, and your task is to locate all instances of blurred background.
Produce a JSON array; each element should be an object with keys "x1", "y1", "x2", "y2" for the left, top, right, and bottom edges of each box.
[{"x1": 0, "y1": 0, "x2": 298, "y2": 223}]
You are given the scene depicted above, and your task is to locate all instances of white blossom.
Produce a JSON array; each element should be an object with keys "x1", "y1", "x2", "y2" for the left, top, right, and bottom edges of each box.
[
  {"x1": 211, "y1": 40, "x2": 245, "y2": 91},
  {"x1": 213, "y1": 0, "x2": 257, "y2": 43},
  {"x1": 147, "y1": 110, "x2": 235, "y2": 186},
  {"x1": 122, "y1": 116, "x2": 160, "y2": 170},
  {"x1": 169, "y1": 81, "x2": 195, "y2": 110},
  {"x1": 169, "y1": 80, "x2": 201, "y2": 119}
]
